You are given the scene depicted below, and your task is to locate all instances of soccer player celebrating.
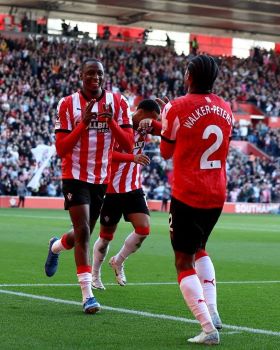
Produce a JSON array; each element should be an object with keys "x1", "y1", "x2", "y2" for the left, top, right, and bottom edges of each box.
[
  {"x1": 160, "y1": 55, "x2": 234, "y2": 345},
  {"x1": 91, "y1": 99, "x2": 161, "y2": 289},
  {"x1": 44, "y1": 59, "x2": 133, "y2": 314}
]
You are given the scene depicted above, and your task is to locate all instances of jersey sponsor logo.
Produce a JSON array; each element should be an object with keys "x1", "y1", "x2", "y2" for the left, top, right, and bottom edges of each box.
[
  {"x1": 134, "y1": 140, "x2": 145, "y2": 149},
  {"x1": 88, "y1": 120, "x2": 110, "y2": 133},
  {"x1": 75, "y1": 120, "x2": 110, "y2": 133}
]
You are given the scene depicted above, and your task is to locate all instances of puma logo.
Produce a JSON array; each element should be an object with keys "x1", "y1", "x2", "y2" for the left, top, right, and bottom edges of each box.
[{"x1": 204, "y1": 279, "x2": 215, "y2": 286}]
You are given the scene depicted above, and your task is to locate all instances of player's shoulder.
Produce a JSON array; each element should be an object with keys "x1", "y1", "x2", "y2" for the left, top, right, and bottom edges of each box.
[
  {"x1": 105, "y1": 90, "x2": 128, "y2": 104},
  {"x1": 211, "y1": 93, "x2": 232, "y2": 110},
  {"x1": 58, "y1": 92, "x2": 77, "y2": 106}
]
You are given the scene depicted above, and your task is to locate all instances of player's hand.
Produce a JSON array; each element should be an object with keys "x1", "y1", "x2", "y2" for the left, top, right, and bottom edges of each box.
[
  {"x1": 97, "y1": 103, "x2": 113, "y2": 123},
  {"x1": 155, "y1": 96, "x2": 169, "y2": 112},
  {"x1": 138, "y1": 118, "x2": 152, "y2": 130},
  {"x1": 82, "y1": 99, "x2": 97, "y2": 126},
  {"x1": 134, "y1": 154, "x2": 150, "y2": 166}
]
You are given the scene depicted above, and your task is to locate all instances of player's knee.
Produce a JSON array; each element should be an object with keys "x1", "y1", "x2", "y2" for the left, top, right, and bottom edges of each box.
[
  {"x1": 195, "y1": 249, "x2": 208, "y2": 261},
  {"x1": 74, "y1": 223, "x2": 91, "y2": 242},
  {"x1": 135, "y1": 226, "x2": 150, "y2": 236},
  {"x1": 100, "y1": 231, "x2": 114, "y2": 241},
  {"x1": 175, "y1": 251, "x2": 195, "y2": 273},
  {"x1": 99, "y1": 223, "x2": 116, "y2": 241}
]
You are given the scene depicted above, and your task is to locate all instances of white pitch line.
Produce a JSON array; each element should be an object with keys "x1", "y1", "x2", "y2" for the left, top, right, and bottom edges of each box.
[
  {"x1": 1, "y1": 213, "x2": 280, "y2": 232},
  {"x1": 0, "y1": 289, "x2": 279, "y2": 337},
  {"x1": 1, "y1": 280, "x2": 280, "y2": 288}
]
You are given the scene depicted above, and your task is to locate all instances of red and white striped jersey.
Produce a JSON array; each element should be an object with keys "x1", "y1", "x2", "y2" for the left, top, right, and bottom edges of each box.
[
  {"x1": 55, "y1": 90, "x2": 132, "y2": 184},
  {"x1": 107, "y1": 129, "x2": 148, "y2": 193}
]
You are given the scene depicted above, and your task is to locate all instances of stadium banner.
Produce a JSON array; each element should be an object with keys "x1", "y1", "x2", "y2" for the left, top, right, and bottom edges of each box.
[
  {"x1": 0, "y1": 196, "x2": 279, "y2": 214},
  {"x1": 27, "y1": 144, "x2": 56, "y2": 191}
]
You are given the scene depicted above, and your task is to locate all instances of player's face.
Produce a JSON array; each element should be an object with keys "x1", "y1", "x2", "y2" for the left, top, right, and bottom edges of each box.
[
  {"x1": 81, "y1": 61, "x2": 104, "y2": 93},
  {"x1": 132, "y1": 109, "x2": 159, "y2": 127}
]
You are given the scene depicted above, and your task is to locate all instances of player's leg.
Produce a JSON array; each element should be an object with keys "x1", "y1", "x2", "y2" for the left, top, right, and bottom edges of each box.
[
  {"x1": 109, "y1": 189, "x2": 150, "y2": 285},
  {"x1": 92, "y1": 224, "x2": 116, "y2": 290},
  {"x1": 195, "y1": 207, "x2": 223, "y2": 330},
  {"x1": 109, "y1": 212, "x2": 150, "y2": 286},
  {"x1": 68, "y1": 203, "x2": 100, "y2": 314},
  {"x1": 111, "y1": 212, "x2": 149, "y2": 265},
  {"x1": 44, "y1": 227, "x2": 74, "y2": 277},
  {"x1": 92, "y1": 193, "x2": 121, "y2": 289},
  {"x1": 170, "y1": 197, "x2": 219, "y2": 345},
  {"x1": 45, "y1": 181, "x2": 103, "y2": 278}
]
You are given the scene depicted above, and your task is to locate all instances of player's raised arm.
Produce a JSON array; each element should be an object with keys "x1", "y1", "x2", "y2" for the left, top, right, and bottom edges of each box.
[
  {"x1": 98, "y1": 100, "x2": 134, "y2": 153},
  {"x1": 55, "y1": 98, "x2": 96, "y2": 157}
]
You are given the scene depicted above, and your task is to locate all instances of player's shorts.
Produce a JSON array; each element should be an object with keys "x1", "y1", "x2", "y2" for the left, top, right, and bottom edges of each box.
[
  {"x1": 169, "y1": 196, "x2": 222, "y2": 255},
  {"x1": 100, "y1": 188, "x2": 150, "y2": 226},
  {"x1": 62, "y1": 179, "x2": 107, "y2": 220}
]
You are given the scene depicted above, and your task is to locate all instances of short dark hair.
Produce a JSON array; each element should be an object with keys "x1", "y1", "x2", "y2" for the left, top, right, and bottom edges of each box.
[
  {"x1": 137, "y1": 99, "x2": 160, "y2": 114},
  {"x1": 81, "y1": 58, "x2": 102, "y2": 70},
  {"x1": 187, "y1": 55, "x2": 219, "y2": 93}
]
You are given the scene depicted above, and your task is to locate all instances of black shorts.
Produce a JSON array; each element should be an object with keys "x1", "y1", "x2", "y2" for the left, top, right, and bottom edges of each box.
[
  {"x1": 169, "y1": 196, "x2": 222, "y2": 255},
  {"x1": 62, "y1": 179, "x2": 107, "y2": 220},
  {"x1": 100, "y1": 188, "x2": 150, "y2": 226}
]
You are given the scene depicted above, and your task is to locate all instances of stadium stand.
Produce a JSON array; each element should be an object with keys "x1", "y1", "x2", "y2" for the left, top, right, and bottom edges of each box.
[{"x1": 0, "y1": 35, "x2": 279, "y2": 203}]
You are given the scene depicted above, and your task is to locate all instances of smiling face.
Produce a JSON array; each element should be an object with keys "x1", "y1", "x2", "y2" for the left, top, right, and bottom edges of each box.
[{"x1": 80, "y1": 60, "x2": 104, "y2": 96}]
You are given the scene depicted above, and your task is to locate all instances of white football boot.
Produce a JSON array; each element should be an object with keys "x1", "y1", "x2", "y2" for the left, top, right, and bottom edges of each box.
[
  {"x1": 109, "y1": 256, "x2": 127, "y2": 286},
  {"x1": 187, "y1": 329, "x2": 220, "y2": 345},
  {"x1": 211, "y1": 312, "x2": 223, "y2": 330},
  {"x1": 92, "y1": 273, "x2": 106, "y2": 290}
]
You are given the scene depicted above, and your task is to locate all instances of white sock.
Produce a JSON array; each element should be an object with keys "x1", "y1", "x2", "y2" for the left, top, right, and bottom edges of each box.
[
  {"x1": 77, "y1": 272, "x2": 93, "y2": 303},
  {"x1": 114, "y1": 232, "x2": 145, "y2": 265},
  {"x1": 51, "y1": 239, "x2": 67, "y2": 254},
  {"x1": 92, "y1": 238, "x2": 110, "y2": 275},
  {"x1": 195, "y1": 256, "x2": 218, "y2": 315},
  {"x1": 180, "y1": 273, "x2": 215, "y2": 333}
]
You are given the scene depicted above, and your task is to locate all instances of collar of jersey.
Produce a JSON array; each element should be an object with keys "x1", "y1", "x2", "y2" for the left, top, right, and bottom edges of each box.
[{"x1": 80, "y1": 89, "x2": 105, "y2": 102}]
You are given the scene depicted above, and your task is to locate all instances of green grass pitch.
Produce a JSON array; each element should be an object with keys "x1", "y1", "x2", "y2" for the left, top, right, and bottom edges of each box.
[{"x1": 0, "y1": 208, "x2": 280, "y2": 349}]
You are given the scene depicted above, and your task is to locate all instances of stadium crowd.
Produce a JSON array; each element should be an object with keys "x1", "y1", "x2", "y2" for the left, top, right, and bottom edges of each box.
[{"x1": 0, "y1": 35, "x2": 279, "y2": 203}]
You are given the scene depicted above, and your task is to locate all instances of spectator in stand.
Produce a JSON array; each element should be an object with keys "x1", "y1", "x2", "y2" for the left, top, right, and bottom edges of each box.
[
  {"x1": 190, "y1": 37, "x2": 199, "y2": 55},
  {"x1": 17, "y1": 180, "x2": 27, "y2": 208},
  {"x1": 102, "y1": 26, "x2": 111, "y2": 40}
]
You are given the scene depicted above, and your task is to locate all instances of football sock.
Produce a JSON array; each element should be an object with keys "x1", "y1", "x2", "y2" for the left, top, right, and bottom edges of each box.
[
  {"x1": 179, "y1": 269, "x2": 215, "y2": 333},
  {"x1": 114, "y1": 231, "x2": 144, "y2": 265},
  {"x1": 52, "y1": 234, "x2": 72, "y2": 253},
  {"x1": 195, "y1": 254, "x2": 218, "y2": 315},
  {"x1": 77, "y1": 271, "x2": 93, "y2": 303},
  {"x1": 92, "y1": 237, "x2": 110, "y2": 274}
]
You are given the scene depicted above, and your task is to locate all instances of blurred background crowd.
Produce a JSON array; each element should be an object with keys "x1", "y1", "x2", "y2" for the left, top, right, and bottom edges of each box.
[{"x1": 0, "y1": 36, "x2": 279, "y2": 203}]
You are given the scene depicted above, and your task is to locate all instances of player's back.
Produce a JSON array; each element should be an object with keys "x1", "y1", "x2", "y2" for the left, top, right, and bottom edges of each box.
[{"x1": 163, "y1": 93, "x2": 233, "y2": 208}]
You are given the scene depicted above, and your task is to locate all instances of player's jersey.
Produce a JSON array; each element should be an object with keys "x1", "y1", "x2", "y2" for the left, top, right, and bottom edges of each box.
[
  {"x1": 161, "y1": 93, "x2": 234, "y2": 208},
  {"x1": 107, "y1": 129, "x2": 148, "y2": 193},
  {"x1": 55, "y1": 90, "x2": 132, "y2": 184}
]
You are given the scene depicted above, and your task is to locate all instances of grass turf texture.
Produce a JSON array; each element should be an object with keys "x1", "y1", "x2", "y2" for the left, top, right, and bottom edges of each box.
[{"x1": 0, "y1": 208, "x2": 280, "y2": 349}]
